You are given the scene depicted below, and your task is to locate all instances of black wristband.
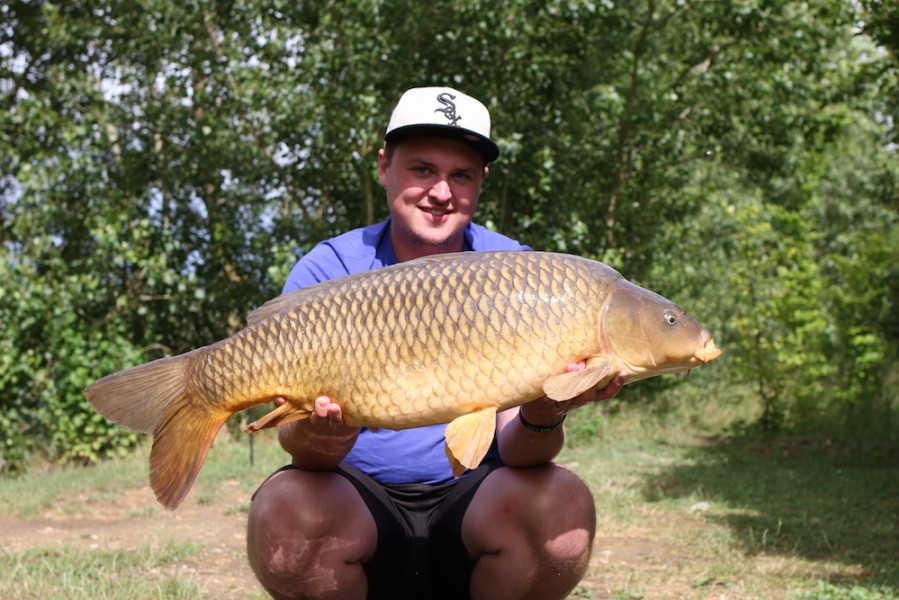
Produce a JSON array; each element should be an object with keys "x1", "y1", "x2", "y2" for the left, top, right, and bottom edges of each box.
[{"x1": 518, "y1": 407, "x2": 566, "y2": 433}]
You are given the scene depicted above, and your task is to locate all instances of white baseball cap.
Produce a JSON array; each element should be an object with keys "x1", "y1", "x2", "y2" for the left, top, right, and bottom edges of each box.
[{"x1": 384, "y1": 86, "x2": 500, "y2": 163}]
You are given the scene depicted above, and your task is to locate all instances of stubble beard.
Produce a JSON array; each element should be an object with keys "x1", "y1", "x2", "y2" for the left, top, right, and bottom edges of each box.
[{"x1": 395, "y1": 219, "x2": 464, "y2": 255}]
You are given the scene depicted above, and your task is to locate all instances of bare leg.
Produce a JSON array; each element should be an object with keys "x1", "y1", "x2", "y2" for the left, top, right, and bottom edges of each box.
[
  {"x1": 247, "y1": 469, "x2": 377, "y2": 600},
  {"x1": 463, "y1": 465, "x2": 596, "y2": 600}
]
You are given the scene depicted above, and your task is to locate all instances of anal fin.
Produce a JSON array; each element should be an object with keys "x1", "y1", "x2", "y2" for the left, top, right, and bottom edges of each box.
[{"x1": 444, "y1": 407, "x2": 498, "y2": 477}]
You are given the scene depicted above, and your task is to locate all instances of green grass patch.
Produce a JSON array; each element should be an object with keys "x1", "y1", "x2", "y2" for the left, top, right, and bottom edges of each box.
[
  {"x1": 0, "y1": 428, "x2": 287, "y2": 518},
  {"x1": 0, "y1": 450, "x2": 148, "y2": 517},
  {"x1": 795, "y1": 581, "x2": 899, "y2": 599},
  {"x1": 644, "y1": 434, "x2": 899, "y2": 580},
  {"x1": 0, "y1": 541, "x2": 203, "y2": 599},
  {"x1": 563, "y1": 396, "x2": 899, "y2": 599}
]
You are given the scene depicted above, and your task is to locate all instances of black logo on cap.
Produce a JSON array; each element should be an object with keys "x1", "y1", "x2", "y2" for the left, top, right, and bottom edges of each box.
[{"x1": 435, "y1": 93, "x2": 461, "y2": 126}]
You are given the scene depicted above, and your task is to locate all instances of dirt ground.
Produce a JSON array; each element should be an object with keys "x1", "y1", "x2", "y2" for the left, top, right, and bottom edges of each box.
[
  {"x1": 0, "y1": 481, "x2": 707, "y2": 599},
  {"x1": 0, "y1": 483, "x2": 261, "y2": 597}
]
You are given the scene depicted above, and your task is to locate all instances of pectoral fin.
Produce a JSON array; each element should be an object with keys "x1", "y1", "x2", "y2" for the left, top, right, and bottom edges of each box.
[
  {"x1": 444, "y1": 408, "x2": 498, "y2": 477},
  {"x1": 244, "y1": 401, "x2": 312, "y2": 432},
  {"x1": 542, "y1": 359, "x2": 614, "y2": 401}
]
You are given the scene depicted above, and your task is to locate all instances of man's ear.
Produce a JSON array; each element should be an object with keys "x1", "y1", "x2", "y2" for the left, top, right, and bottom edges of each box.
[{"x1": 377, "y1": 148, "x2": 389, "y2": 186}]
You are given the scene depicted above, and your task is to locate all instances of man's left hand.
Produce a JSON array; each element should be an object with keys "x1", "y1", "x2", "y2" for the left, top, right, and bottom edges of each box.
[{"x1": 518, "y1": 362, "x2": 623, "y2": 427}]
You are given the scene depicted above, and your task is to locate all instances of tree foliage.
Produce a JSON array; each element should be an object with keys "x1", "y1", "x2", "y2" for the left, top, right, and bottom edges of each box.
[{"x1": 1, "y1": 0, "x2": 897, "y2": 471}]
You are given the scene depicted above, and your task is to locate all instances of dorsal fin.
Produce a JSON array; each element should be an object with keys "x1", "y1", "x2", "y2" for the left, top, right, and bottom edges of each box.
[
  {"x1": 247, "y1": 288, "x2": 319, "y2": 326},
  {"x1": 246, "y1": 254, "x2": 465, "y2": 326}
]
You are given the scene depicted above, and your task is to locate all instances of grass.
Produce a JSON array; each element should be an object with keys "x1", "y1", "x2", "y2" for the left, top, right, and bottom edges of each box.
[
  {"x1": 560, "y1": 394, "x2": 899, "y2": 599},
  {"x1": 0, "y1": 450, "x2": 149, "y2": 518},
  {"x1": 1, "y1": 398, "x2": 897, "y2": 599},
  {"x1": 0, "y1": 428, "x2": 287, "y2": 519},
  {"x1": 0, "y1": 427, "x2": 285, "y2": 599},
  {"x1": 0, "y1": 542, "x2": 204, "y2": 599}
]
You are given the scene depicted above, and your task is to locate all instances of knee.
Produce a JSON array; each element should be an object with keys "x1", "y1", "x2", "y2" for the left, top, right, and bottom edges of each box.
[
  {"x1": 248, "y1": 470, "x2": 341, "y2": 541},
  {"x1": 521, "y1": 467, "x2": 596, "y2": 589},
  {"x1": 467, "y1": 466, "x2": 596, "y2": 599},
  {"x1": 520, "y1": 465, "x2": 597, "y2": 533},
  {"x1": 553, "y1": 466, "x2": 596, "y2": 527},
  {"x1": 469, "y1": 465, "x2": 596, "y2": 552},
  {"x1": 246, "y1": 472, "x2": 315, "y2": 584},
  {"x1": 245, "y1": 469, "x2": 376, "y2": 599},
  {"x1": 537, "y1": 467, "x2": 596, "y2": 559}
]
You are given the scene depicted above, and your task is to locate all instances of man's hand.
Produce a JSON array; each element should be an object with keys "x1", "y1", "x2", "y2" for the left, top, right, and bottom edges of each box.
[
  {"x1": 306, "y1": 396, "x2": 351, "y2": 430},
  {"x1": 276, "y1": 396, "x2": 361, "y2": 470},
  {"x1": 555, "y1": 361, "x2": 623, "y2": 409},
  {"x1": 497, "y1": 361, "x2": 621, "y2": 467},
  {"x1": 518, "y1": 362, "x2": 623, "y2": 428}
]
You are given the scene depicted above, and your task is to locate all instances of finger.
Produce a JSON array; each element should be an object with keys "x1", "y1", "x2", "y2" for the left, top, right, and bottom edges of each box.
[
  {"x1": 595, "y1": 377, "x2": 623, "y2": 402},
  {"x1": 326, "y1": 403, "x2": 344, "y2": 427},
  {"x1": 562, "y1": 390, "x2": 596, "y2": 412},
  {"x1": 310, "y1": 396, "x2": 332, "y2": 421},
  {"x1": 560, "y1": 375, "x2": 623, "y2": 411},
  {"x1": 564, "y1": 360, "x2": 587, "y2": 373}
]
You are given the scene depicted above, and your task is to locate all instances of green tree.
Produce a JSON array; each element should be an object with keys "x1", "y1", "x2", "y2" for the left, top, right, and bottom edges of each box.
[
  {"x1": 859, "y1": 0, "x2": 899, "y2": 147},
  {"x1": 648, "y1": 35, "x2": 899, "y2": 435},
  {"x1": 1, "y1": 0, "x2": 896, "y2": 471}
]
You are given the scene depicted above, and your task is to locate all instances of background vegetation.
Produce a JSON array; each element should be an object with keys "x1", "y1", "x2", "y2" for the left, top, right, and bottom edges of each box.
[{"x1": 1, "y1": 0, "x2": 897, "y2": 474}]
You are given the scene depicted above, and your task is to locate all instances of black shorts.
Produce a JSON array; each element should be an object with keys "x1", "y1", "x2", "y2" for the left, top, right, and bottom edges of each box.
[{"x1": 257, "y1": 461, "x2": 501, "y2": 600}]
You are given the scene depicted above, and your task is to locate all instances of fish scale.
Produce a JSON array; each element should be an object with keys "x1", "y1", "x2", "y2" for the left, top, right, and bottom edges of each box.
[
  {"x1": 210, "y1": 252, "x2": 593, "y2": 423},
  {"x1": 86, "y1": 251, "x2": 721, "y2": 509}
]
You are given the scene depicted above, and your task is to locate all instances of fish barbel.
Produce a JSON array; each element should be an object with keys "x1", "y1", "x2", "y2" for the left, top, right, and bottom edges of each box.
[{"x1": 86, "y1": 251, "x2": 721, "y2": 509}]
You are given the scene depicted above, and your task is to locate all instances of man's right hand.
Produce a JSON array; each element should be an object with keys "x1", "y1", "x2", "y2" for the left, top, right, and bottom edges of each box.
[{"x1": 276, "y1": 395, "x2": 361, "y2": 470}]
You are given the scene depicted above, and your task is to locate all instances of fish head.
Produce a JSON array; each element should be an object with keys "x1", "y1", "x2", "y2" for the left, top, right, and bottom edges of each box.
[{"x1": 600, "y1": 280, "x2": 722, "y2": 383}]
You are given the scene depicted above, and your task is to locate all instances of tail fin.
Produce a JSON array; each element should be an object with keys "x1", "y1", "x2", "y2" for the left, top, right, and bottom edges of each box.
[{"x1": 85, "y1": 354, "x2": 229, "y2": 510}]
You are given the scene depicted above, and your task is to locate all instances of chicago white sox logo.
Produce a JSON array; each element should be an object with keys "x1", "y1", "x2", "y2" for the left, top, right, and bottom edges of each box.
[{"x1": 435, "y1": 93, "x2": 462, "y2": 126}]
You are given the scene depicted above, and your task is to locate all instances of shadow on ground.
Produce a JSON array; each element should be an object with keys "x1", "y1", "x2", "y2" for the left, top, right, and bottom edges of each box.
[{"x1": 642, "y1": 434, "x2": 899, "y2": 589}]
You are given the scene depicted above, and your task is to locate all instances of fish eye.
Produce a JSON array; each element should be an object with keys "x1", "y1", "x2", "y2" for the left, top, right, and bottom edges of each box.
[{"x1": 663, "y1": 309, "x2": 678, "y2": 326}]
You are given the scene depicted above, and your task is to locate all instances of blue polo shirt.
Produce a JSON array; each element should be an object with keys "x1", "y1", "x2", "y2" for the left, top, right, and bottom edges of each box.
[{"x1": 283, "y1": 217, "x2": 530, "y2": 484}]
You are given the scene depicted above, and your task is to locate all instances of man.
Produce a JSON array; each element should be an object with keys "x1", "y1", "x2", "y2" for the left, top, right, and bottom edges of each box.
[{"x1": 247, "y1": 86, "x2": 622, "y2": 600}]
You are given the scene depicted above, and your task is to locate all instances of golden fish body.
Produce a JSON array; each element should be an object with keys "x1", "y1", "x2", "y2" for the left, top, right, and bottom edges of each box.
[{"x1": 86, "y1": 251, "x2": 721, "y2": 509}]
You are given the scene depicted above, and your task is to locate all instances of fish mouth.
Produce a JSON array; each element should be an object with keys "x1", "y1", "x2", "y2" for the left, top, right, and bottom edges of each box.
[
  {"x1": 619, "y1": 338, "x2": 722, "y2": 385},
  {"x1": 619, "y1": 356, "x2": 703, "y2": 383},
  {"x1": 693, "y1": 338, "x2": 722, "y2": 364}
]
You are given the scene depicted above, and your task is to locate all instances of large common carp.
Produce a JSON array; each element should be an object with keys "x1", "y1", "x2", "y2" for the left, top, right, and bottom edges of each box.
[{"x1": 86, "y1": 251, "x2": 721, "y2": 509}]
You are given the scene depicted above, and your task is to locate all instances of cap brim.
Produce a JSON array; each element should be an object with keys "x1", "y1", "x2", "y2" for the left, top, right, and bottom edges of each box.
[{"x1": 385, "y1": 124, "x2": 500, "y2": 164}]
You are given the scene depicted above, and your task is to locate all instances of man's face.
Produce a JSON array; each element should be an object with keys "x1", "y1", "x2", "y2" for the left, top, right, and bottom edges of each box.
[{"x1": 378, "y1": 136, "x2": 488, "y2": 261}]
